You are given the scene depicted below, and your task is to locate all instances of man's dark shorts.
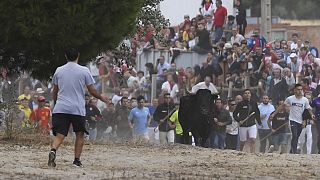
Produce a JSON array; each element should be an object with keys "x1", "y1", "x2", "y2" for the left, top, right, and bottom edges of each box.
[{"x1": 52, "y1": 113, "x2": 88, "y2": 136}]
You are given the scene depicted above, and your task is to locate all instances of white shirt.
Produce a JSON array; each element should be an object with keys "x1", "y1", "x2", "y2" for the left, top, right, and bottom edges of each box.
[
  {"x1": 201, "y1": 3, "x2": 215, "y2": 16},
  {"x1": 96, "y1": 99, "x2": 106, "y2": 112},
  {"x1": 258, "y1": 103, "x2": 275, "y2": 129},
  {"x1": 161, "y1": 81, "x2": 179, "y2": 103},
  {"x1": 157, "y1": 62, "x2": 170, "y2": 78},
  {"x1": 291, "y1": 42, "x2": 298, "y2": 50},
  {"x1": 231, "y1": 34, "x2": 245, "y2": 45},
  {"x1": 226, "y1": 112, "x2": 238, "y2": 135},
  {"x1": 88, "y1": 62, "x2": 100, "y2": 77},
  {"x1": 191, "y1": 82, "x2": 218, "y2": 94},
  {"x1": 112, "y1": 94, "x2": 122, "y2": 105},
  {"x1": 127, "y1": 76, "x2": 138, "y2": 88},
  {"x1": 285, "y1": 95, "x2": 310, "y2": 124},
  {"x1": 313, "y1": 58, "x2": 320, "y2": 67},
  {"x1": 188, "y1": 39, "x2": 196, "y2": 49},
  {"x1": 285, "y1": 73, "x2": 296, "y2": 87},
  {"x1": 137, "y1": 76, "x2": 146, "y2": 88}
]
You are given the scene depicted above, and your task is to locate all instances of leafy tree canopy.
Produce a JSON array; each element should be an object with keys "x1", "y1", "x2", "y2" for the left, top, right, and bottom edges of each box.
[{"x1": 0, "y1": 0, "x2": 144, "y2": 79}]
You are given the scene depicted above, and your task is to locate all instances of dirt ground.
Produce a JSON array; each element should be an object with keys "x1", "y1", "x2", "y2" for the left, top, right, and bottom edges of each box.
[{"x1": 0, "y1": 136, "x2": 320, "y2": 180}]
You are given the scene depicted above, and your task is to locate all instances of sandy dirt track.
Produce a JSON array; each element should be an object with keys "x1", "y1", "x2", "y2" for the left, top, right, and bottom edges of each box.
[{"x1": 0, "y1": 140, "x2": 320, "y2": 180}]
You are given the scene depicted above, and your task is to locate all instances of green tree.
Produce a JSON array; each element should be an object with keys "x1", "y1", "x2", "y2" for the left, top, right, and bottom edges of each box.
[
  {"x1": 0, "y1": 0, "x2": 144, "y2": 79},
  {"x1": 109, "y1": 0, "x2": 170, "y2": 66}
]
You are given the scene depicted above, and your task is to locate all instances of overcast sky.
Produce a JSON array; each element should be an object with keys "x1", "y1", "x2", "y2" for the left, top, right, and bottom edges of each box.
[{"x1": 160, "y1": 0, "x2": 235, "y2": 26}]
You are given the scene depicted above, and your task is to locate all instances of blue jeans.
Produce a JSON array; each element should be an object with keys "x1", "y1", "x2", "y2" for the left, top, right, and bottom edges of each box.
[
  {"x1": 210, "y1": 131, "x2": 226, "y2": 149},
  {"x1": 290, "y1": 121, "x2": 302, "y2": 154},
  {"x1": 214, "y1": 27, "x2": 223, "y2": 44}
]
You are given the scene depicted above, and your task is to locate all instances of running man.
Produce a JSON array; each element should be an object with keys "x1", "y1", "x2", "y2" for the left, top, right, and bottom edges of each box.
[
  {"x1": 233, "y1": 89, "x2": 261, "y2": 153},
  {"x1": 128, "y1": 95, "x2": 151, "y2": 142},
  {"x1": 48, "y1": 48, "x2": 108, "y2": 167},
  {"x1": 284, "y1": 84, "x2": 315, "y2": 154},
  {"x1": 268, "y1": 100, "x2": 291, "y2": 154}
]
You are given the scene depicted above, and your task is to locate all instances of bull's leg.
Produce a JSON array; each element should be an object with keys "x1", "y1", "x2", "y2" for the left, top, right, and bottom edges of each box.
[
  {"x1": 194, "y1": 137, "x2": 200, "y2": 146},
  {"x1": 201, "y1": 137, "x2": 209, "y2": 148},
  {"x1": 240, "y1": 141, "x2": 246, "y2": 151},
  {"x1": 182, "y1": 130, "x2": 190, "y2": 145}
]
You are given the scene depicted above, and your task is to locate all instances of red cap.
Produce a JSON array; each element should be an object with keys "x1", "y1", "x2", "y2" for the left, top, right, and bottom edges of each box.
[
  {"x1": 265, "y1": 43, "x2": 272, "y2": 48},
  {"x1": 37, "y1": 96, "x2": 46, "y2": 102}
]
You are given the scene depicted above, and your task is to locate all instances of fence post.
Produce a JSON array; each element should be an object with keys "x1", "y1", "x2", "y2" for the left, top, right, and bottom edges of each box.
[
  {"x1": 244, "y1": 72, "x2": 250, "y2": 89},
  {"x1": 151, "y1": 74, "x2": 157, "y2": 102},
  {"x1": 101, "y1": 77, "x2": 105, "y2": 94},
  {"x1": 227, "y1": 81, "x2": 233, "y2": 98}
]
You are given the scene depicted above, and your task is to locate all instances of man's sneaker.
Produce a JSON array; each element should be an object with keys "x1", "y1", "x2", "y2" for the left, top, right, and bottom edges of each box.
[
  {"x1": 297, "y1": 148, "x2": 301, "y2": 154},
  {"x1": 48, "y1": 151, "x2": 56, "y2": 167},
  {"x1": 268, "y1": 145, "x2": 275, "y2": 153},
  {"x1": 73, "y1": 159, "x2": 84, "y2": 168}
]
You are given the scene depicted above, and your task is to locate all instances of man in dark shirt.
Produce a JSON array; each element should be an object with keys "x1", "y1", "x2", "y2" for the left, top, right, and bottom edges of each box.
[
  {"x1": 268, "y1": 68, "x2": 288, "y2": 106},
  {"x1": 210, "y1": 98, "x2": 232, "y2": 149},
  {"x1": 192, "y1": 24, "x2": 211, "y2": 54},
  {"x1": 86, "y1": 98, "x2": 102, "y2": 141},
  {"x1": 250, "y1": 47, "x2": 263, "y2": 72},
  {"x1": 235, "y1": 0, "x2": 247, "y2": 36},
  {"x1": 115, "y1": 97, "x2": 132, "y2": 139},
  {"x1": 233, "y1": 89, "x2": 261, "y2": 153},
  {"x1": 98, "y1": 102, "x2": 116, "y2": 140},
  {"x1": 268, "y1": 100, "x2": 290, "y2": 154},
  {"x1": 200, "y1": 60, "x2": 215, "y2": 82},
  {"x1": 153, "y1": 93, "x2": 176, "y2": 144}
]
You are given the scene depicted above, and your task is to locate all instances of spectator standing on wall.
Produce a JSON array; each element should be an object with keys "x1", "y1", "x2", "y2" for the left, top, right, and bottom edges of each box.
[
  {"x1": 200, "y1": 0, "x2": 215, "y2": 17},
  {"x1": 213, "y1": 0, "x2": 227, "y2": 44},
  {"x1": 235, "y1": 0, "x2": 247, "y2": 36},
  {"x1": 157, "y1": 56, "x2": 170, "y2": 83},
  {"x1": 192, "y1": 23, "x2": 212, "y2": 54}
]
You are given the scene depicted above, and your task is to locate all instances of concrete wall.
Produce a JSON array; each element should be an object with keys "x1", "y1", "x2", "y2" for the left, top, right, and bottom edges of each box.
[{"x1": 247, "y1": 24, "x2": 320, "y2": 48}]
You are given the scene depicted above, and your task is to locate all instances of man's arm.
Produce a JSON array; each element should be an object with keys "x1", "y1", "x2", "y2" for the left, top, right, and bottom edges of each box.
[
  {"x1": 267, "y1": 112, "x2": 274, "y2": 130},
  {"x1": 255, "y1": 103, "x2": 262, "y2": 125},
  {"x1": 308, "y1": 107, "x2": 315, "y2": 120},
  {"x1": 233, "y1": 103, "x2": 240, "y2": 122},
  {"x1": 305, "y1": 98, "x2": 315, "y2": 120},
  {"x1": 128, "y1": 110, "x2": 134, "y2": 129},
  {"x1": 224, "y1": 110, "x2": 232, "y2": 125},
  {"x1": 87, "y1": 84, "x2": 108, "y2": 103},
  {"x1": 52, "y1": 84, "x2": 59, "y2": 105},
  {"x1": 257, "y1": 60, "x2": 264, "y2": 73}
]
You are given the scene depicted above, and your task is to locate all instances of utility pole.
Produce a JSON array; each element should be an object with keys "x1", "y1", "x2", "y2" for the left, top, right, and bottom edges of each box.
[{"x1": 261, "y1": 0, "x2": 272, "y2": 41}]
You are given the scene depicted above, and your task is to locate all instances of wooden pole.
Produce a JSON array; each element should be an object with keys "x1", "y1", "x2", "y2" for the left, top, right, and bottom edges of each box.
[
  {"x1": 151, "y1": 74, "x2": 157, "y2": 101},
  {"x1": 227, "y1": 81, "x2": 233, "y2": 98}
]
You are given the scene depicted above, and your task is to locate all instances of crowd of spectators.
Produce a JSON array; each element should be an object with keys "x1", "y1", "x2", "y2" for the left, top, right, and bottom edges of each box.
[{"x1": 2, "y1": 0, "x2": 320, "y2": 154}]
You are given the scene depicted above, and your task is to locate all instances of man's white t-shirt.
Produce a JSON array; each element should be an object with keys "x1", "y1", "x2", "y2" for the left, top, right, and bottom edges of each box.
[
  {"x1": 285, "y1": 95, "x2": 310, "y2": 124},
  {"x1": 53, "y1": 62, "x2": 95, "y2": 116},
  {"x1": 258, "y1": 103, "x2": 275, "y2": 130}
]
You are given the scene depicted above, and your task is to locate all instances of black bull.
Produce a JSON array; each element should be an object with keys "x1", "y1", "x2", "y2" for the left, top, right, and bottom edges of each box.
[{"x1": 178, "y1": 89, "x2": 218, "y2": 147}]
